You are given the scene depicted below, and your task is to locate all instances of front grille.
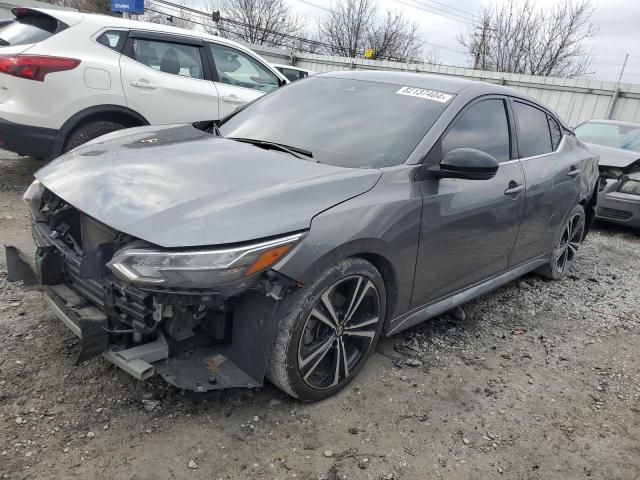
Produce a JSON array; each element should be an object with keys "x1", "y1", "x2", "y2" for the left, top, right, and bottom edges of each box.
[
  {"x1": 80, "y1": 214, "x2": 117, "y2": 252},
  {"x1": 599, "y1": 207, "x2": 633, "y2": 220}
]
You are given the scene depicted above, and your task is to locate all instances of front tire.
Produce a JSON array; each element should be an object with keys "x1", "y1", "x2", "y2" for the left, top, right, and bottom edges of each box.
[
  {"x1": 537, "y1": 205, "x2": 586, "y2": 280},
  {"x1": 267, "y1": 257, "x2": 386, "y2": 402}
]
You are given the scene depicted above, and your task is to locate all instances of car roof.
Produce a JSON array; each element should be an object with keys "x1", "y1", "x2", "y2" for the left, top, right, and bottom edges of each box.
[
  {"x1": 15, "y1": 7, "x2": 278, "y2": 68},
  {"x1": 579, "y1": 119, "x2": 640, "y2": 128},
  {"x1": 318, "y1": 70, "x2": 568, "y2": 126}
]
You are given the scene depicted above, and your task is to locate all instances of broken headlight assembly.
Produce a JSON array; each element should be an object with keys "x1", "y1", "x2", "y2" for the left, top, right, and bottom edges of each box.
[
  {"x1": 23, "y1": 179, "x2": 45, "y2": 216},
  {"x1": 618, "y1": 179, "x2": 640, "y2": 195},
  {"x1": 106, "y1": 233, "x2": 304, "y2": 288}
]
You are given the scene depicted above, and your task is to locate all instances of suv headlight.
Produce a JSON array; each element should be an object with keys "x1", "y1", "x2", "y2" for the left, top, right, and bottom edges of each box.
[
  {"x1": 618, "y1": 179, "x2": 640, "y2": 195},
  {"x1": 107, "y1": 233, "x2": 303, "y2": 288}
]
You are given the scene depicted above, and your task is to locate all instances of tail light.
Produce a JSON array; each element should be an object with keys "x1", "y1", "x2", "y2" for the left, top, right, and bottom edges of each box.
[{"x1": 0, "y1": 54, "x2": 80, "y2": 82}]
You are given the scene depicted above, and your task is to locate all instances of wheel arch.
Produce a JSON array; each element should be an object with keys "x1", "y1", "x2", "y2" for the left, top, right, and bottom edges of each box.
[
  {"x1": 580, "y1": 179, "x2": 599, "y2": 240},
  {"x1": 52, "y1": 105, "x2": 149, "y2": 158},
  {"x1": 276, "y1": 237, "x2": 404, "y2": 325}
]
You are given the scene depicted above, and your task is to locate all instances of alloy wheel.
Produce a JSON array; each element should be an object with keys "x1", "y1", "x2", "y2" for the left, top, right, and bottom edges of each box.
[
  {"x1": 556, "y1": 211, "x2": 585, "y2": 273},
  {"x1": 297, "y1": 275, "x2": 380, "y2": 390}
]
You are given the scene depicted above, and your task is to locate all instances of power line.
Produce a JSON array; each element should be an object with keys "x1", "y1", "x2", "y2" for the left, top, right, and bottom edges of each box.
[
  {"x1": 418, "y1": 0, "x2": 477, "y2": 20},
  {"x1": 292, "y1": 0, "x2": 331, "y2": 12},
  {"x1": 391, "y1": 0, "x2": 475, "y2": 26},
  {"x1": 406, "y1": 0, "x2": 477, "y2": 23},
  {"x1": 147, "y1": 0, "x2": 437, "y2": 63}
]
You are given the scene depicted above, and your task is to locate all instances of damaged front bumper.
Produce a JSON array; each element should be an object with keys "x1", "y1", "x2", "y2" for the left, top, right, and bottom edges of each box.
[
  {"x1": 6, "y1": 221, "x2": 291, "y2": 392},
  {"x1": 597, "y1": 178, "x2": 640, "y2": 228}
]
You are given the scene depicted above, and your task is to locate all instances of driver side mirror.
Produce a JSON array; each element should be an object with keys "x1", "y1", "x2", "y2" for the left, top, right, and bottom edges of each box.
[{"x1": 429, "y1": 148, "x2": 499, "y2": 180}]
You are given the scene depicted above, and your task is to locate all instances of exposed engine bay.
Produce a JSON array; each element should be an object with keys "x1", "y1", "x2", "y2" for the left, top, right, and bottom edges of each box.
[{"x1": 7, "y1": 188, "x2": 297, "y2": 391}]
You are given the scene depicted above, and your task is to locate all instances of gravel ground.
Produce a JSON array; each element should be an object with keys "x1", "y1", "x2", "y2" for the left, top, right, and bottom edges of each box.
[{"x1": 0, "y1": 151, "x2": 639, "y2": 480}]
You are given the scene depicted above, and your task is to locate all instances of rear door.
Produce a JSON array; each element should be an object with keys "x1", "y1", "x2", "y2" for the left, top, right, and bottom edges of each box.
[
  {"x1": 412, "y1": 96, "x2": 526, "y2": 307},
  {"x1": 205, "y1": 42, "x2": 281, "y2": 117},
  {"x1": 120, "y1": 31, "x2": 219, "y2": 124},
  {"x1": 508, "y1": 99, "x2": 581, "y2": 265}
]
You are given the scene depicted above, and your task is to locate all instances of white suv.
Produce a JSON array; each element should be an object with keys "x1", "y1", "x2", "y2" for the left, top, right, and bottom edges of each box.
[{"x1": 0, "y1": 7, "x2": 288, "y2": 160}]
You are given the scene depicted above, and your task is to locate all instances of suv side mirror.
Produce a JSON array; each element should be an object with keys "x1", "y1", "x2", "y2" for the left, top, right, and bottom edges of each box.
[{"x1": 434, "y1": 148, "x2": 499, "y2": 180}]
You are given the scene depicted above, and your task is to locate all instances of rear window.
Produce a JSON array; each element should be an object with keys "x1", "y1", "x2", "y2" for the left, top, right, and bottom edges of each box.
[{"x1": 0, "y1": 14, "x2": 60, "y2": 46}]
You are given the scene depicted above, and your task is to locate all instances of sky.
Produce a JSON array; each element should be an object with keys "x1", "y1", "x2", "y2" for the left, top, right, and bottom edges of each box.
[{"x1": 279, "y1": 0, "x2": 640, "y2": 83}]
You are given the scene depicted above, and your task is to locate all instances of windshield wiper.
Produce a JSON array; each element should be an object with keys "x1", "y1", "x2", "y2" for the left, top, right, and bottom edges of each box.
[
  {"x1": 0, "y1": 39, "x2": 9, "y2": 46},
  {"x1": 229, "y1": 137, "x2": 313, "y2": 159}
]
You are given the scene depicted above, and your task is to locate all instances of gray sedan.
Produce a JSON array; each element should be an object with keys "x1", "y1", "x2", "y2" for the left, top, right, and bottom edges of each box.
[
  {"x1": 574, "y1": 119, "x2": 640, "y2": 229},
  {"x1": 7, "y1": 71, "x2": 599, "y2": 401}
]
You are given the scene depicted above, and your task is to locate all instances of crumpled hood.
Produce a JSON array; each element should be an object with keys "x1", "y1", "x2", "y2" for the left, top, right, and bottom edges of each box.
[
  {"x1": 585, "y1": 143, "x2": 640, "y2": 169},
  {"x1": 35, "y1": 124, "x2": 382, "y2": 247}
]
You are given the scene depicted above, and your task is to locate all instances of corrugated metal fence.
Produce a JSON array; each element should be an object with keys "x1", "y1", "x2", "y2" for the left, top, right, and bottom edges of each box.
[{"x1": 243, "y1": 42, "x2": 640, "y2": 127}]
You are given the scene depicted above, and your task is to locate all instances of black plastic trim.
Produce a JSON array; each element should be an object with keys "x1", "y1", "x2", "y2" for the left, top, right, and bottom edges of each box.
[{"x1": 0, "y1": 117, "x2": 58, "y2": 159}]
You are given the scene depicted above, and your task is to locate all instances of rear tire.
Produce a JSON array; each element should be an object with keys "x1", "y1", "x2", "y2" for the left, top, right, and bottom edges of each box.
[
  {"x1": 267, "y1": 257, "x2": 386, "y2": 402},
  {"x1": 536, "y1": 205, "x2": 586, "y2": 280},
  {"x1": 62, "y1": 120, "x2": 127, "y2": 153}
]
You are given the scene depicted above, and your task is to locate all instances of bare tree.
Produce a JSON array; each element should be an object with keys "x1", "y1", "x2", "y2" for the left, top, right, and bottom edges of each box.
[
  {"x1": 46, "y1": 0, "x2": 112, "y2": 15},
  {"x1": 366, "y1": 11, "x2": 421, "y2": 61},
  {"x1": 458, "y1": 0, "x2": 597, "y2": 78},
  {"x1": 319, "y1": 0, "x2": 423, "y2": 61},
  {"x1": 204, "y1": 0, "x2": 303, "y2": 47}
]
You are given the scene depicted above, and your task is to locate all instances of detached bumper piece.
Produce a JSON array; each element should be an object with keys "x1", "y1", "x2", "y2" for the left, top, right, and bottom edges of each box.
[{"x1": 5, "y1": 218, "x2": 285, "y2": 392}]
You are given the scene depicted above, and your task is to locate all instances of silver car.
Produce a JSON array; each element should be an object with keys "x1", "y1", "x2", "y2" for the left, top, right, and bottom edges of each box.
[
  {"x1": 7, "y1": 71, "x2": 599, "y2": 401},
  {"x1": 574, "y1": 119, "x2": 640, "y2": 229}
]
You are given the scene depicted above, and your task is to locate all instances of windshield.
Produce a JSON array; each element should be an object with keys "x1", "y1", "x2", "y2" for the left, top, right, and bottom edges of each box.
[
  {"x1": 218, "y1": 77, "x2": 453, "y2": 168},
  {"x1": 0, "y1": 15, "x2": 59, "y2": 46},
  {"x1": 574, "y1": 121, "x2": 640, "y2": 153}
]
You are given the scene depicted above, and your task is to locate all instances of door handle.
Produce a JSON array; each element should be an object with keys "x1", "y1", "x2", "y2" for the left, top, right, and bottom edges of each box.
[
  {"x1": 221, "y1": 95, "x2": 243, "y2": 104},
  {"x1": 567, "y1": 166, "x2": 581, "y2": 178},
  {"x1": 504, "y1": 183, "x2": 525, "y2": 196},
  {"x1": 130, "y1": 79, "x2": 155, "y2": 90}
]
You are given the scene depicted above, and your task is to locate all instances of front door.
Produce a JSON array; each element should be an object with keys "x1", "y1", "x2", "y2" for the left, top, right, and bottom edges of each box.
[
  {"x1": 412, "y1": 97, "x2": 525, "y2": 307},
  {"x1": 120, "y1": 34, "x2": 220, "y2": 124},
  {"x1": 206, "y1": 42, "x2": 281, "y2": 117}
]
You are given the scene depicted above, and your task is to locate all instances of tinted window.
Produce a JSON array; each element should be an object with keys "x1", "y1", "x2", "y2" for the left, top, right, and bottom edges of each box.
[
  {"x1": 132, "y1": 39, "x2": 204, "y2": 79},
  {"x1": 441, "y1": 99, "x2": 510, "y2": 162},
  {"x1": 0, "y1": 15, "x2": 59, "y2": 46},
  {"x1": 208, "y1": 43, "x2": 279, "y2": 92},
  {"x1": 278, "y1": 67, "x2": 308, "y2": 82},
  {"x1": 513, "y1": 102, "x2": 552, "y2": 157},
  {"x1": 219, "y1": 77, "x2": 452, "y2": 168},
  {"x1": 548, "y1": 115, "x2": 562, "y2": 150},
  {"x1": 97, "y1": 30, "x2": 125, "y2": 51},
  {"x1": 574, "y1": 121, "x2": 640, "y2": 153}
]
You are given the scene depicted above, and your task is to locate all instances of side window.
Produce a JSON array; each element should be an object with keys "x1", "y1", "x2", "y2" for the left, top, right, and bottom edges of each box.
[
  {"x1": 513, "y1": 101, "x2": 553, "y2": 157},
  {"x1": 208, "y1": 43, "x2": 279, "y2": 92},
  {"x1": 548, "y1": 115, "x2": 562, "y2": 150},
  {"x1": 96, "y1": 30, "x2": 125, "y2": 51},
  {"x1": 279, "y1": 67, "x2": 307, "y2": 82},
  {"x1": 441, "y1": 99, "x2": 511, "y2": 162},
  {"x1": 131, "y1": 39, "x2": 204, "y2": 79}
]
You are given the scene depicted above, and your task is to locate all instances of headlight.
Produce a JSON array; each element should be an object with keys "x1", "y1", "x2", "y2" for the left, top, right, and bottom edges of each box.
[
  {"x1": 23, "y1": 179, "x2": 45, "y2": 217},
  {"x1": 618, "y1": 179, "x2": 640, "y2": 195},
  {"x1": 107, "y1": 233, "x2": 303, "y2": 287}
]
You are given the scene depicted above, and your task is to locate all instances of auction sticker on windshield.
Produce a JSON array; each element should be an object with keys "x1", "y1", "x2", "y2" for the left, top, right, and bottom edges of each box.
[{"x1": 396, "y1": 87, "x2": 452, "y2": 103}]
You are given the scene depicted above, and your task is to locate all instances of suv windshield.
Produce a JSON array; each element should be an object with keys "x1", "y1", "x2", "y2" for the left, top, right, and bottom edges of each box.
[
  {"x1": 218, "y1": 77, "x2": 453, "y2": 168},
  {"x1": 574, "y1": 121, "x2": 640, "y2": 153},
  {"x1": 0, "y1": 15, "x2": 60, "y2": 46}
]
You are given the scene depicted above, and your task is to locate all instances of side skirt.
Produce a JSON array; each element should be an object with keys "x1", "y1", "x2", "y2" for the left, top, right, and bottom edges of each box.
[{"x1": 384, "y1": 257, "x2": 547, "y2": 336}]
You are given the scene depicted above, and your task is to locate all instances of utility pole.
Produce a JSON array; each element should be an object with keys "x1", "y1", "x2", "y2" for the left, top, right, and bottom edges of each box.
[{"x1": 606, "y1": 53, "x2": 629, "y2": 119}]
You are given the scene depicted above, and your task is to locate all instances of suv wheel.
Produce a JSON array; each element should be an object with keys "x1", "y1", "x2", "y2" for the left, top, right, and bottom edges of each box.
[
  {"x1": 267, "y1": 257, "x2": 386, "y2": 401},
  {"x1": 63, "y1": 120, "x2": 127, "y2": 153},
  {"x1": 537, "y1": 205, "x2": 585, "y2": 280}
]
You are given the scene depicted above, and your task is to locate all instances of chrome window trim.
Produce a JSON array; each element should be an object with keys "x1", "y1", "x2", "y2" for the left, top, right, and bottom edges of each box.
[{"x1": 518, "y1": 134, "x2": 567, "y2": 162}]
